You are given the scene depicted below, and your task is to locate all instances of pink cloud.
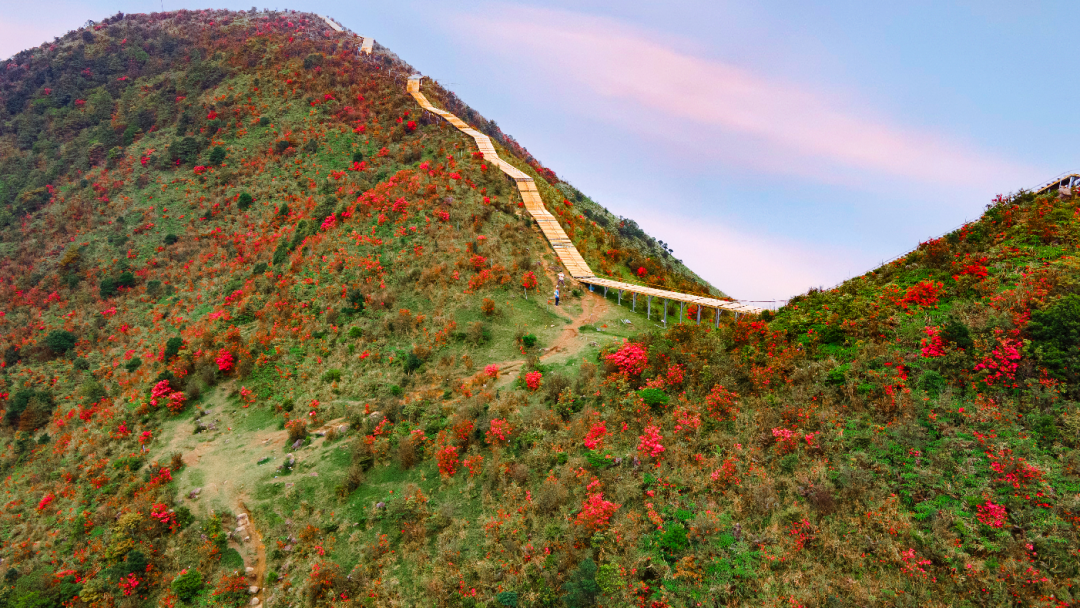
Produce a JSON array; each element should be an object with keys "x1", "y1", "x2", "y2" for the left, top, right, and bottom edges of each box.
[
  {"x1": 454, "y1": 6, "x2": 1042, "y2": 189},
  {"x1": 628, "y1": 208, "x2": 866, "y2": 303}
]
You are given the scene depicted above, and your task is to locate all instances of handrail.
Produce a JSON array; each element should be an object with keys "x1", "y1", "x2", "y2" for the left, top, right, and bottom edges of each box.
[{"x1": 406, "y1": 75, "x2": 763, "y2": 318}]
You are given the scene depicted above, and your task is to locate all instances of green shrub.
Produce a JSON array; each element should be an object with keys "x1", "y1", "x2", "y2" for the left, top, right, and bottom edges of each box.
[
  {"x1": 562, "y1": 558, "x2": 599, "y2": 607},
  {"x1": 164, "y1": 337, "x2": 184, "y2": 361},
  {"x1": 352, "y1": 151, "x2": 364, "y2": 163},
  {"x1": 826, "y1": 363, "x2": 849, "y2": 386},
  {"x1": 941, "y1": 320, "x2": 973, "y2": 350},
  {"x1": 238, "y1": 192, "x2": 253, "y2": 209},
  {"x1": 5, "y1": 389, "x2": 55, "y2": 428},
  {"x1": 124, "y1": 357, "x2": 142, "y2": 373},
  {"x1": 585, "y1": 450, "x2": 613, "y2": 470},
  {"x1": 99, "y1": 272, "x2": 135, "y2": 298},
  {"x1": 496, "y1": 591, "x2": 519, "y2": 607},
  {"x1": 258, "y1": 116, "x2": 270, "y2": 126},
  {"x1": 1028, "y1": 294, "x2": 1080, "y2": 382},
  {"x1": 404, "y1": 352, "x2": 422, "y2": 375},
  {"x1": 44, "y1": 330, "x2": 77, "y2": 354},
  {"x1": 164, "y1": 233, "x2": 178, "y2": 246},
  {"x1": 170, "y1": 569, "x2": 204, "y2": 602},
  {"x1": 918, "y1": 370, "x2": 946, "y2": 397},
  {"x1": 343, "y1": 288, "x2": 365, "y2": 314},
  {"x1": 348, "y1": 327, "x2": 363, "y2": 339},
  {"x1": 521, "y1": 334, "x2": 537, "y2": 348},
  {"x1": 658, "y1": 522, "x2": 689, "y2": 562},
  {"x1": 272, "y1": 241, "x2": 288, "y2": 265},
  {"x1": 172, "y1": 136, "x2": 200, "y2": 165},
  {"x1": 323, "y1": 368, "x2": 342, "y2": 382},
  {"x1": 638, "y1": 388, "x2": 668, "y2": 407},
  {"x1": 208, "y1": 146, "x2": 226, "y2": 165}
]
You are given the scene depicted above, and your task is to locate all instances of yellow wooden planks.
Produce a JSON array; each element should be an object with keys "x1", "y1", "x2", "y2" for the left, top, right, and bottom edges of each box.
[
  {"x1": 404, "y1": 75, "x2": 763, "y2": 315},
  {"x1": 318, "y1": 15, "x2": 344, "y2": 31}
]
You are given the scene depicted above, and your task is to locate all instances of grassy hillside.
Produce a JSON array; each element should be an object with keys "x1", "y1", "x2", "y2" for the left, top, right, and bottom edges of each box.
[{"x1": 0, "y1": 8, "x2": 1078, "y2": 608}]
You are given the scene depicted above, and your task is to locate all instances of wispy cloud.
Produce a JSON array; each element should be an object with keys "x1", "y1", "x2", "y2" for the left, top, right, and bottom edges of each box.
[{"x1": 452, "y1": 5, "x2": 1042, "y2": 190}]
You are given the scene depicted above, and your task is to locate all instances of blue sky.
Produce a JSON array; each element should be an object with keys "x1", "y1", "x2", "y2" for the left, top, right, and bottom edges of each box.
[{"x1": 3, "y1": 1, "x2": 1078, "y2": 303}]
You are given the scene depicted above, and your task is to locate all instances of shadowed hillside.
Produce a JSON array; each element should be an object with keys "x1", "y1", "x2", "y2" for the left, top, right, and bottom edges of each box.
[{"x1": 0, "y1": 9, "x2": 1078, "y2": 608}]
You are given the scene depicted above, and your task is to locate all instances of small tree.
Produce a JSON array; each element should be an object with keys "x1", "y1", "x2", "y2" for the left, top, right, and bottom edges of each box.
[
  {"x1": 163, "y1": 337, "x2": 184, "y2": 361},
  {"x1": 522, "y1": 271, "x2": 537, "y2": 298},
  {"x1": 208, "y1": 146, "x2": 226, "y2": 165},
  {"x1": 44, "y1": 330, "x2": 77, "y2": 354},
  {"x1": 237, "y1": 192, "x2": 253, "y2": 209},
  {"x1": 170, "y1": 569, "x2": 204, "y2": 603}
]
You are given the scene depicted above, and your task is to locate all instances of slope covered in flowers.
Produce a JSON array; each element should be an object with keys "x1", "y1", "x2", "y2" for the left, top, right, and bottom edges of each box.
[{"x1": 0, "y1": 8, "x2": 1079, "y2": 608}]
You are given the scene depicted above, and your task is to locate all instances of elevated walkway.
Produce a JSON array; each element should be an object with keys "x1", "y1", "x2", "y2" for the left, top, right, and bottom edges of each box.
[
  {"x1": 318, "y1": 15, "x2": 373, "y2": 54},
  {"x1": 407, "y1": 75, "x2": 763, "y2": 320}
]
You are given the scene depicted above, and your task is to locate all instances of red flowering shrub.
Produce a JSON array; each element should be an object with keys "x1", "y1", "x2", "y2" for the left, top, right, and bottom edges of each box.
[
  {"x1": 463, "y1": 455, "x2": 484, "y2": 477},
  {"x1": 215, "y1": 349, "x2": 235, "y2": 372},
  {"x1": 710, "y1": 457, "x2": 740, "y2": 486},
  {"x1": 436, "y1": 445, "x2": 459, "y2": 478},
  {"x1": 665, "y1": 364, "x2": 685, "y2": 386},
  {"x1": 211, "y1": 573, "x2": 248, "y2": 606},
  {"x1": 522, "y1": 271, "x2": 537, "y2": 290},
  {"x1": 900, "y1": 280, "x2": 943, "y2": 308},
  {"x1": 920, "y1": 327, "x2": 946, "y2": 358},
  {"x1": 484, "y1": 364, "x2": 499, "y2": 378},
  {"x1": 954, "y1": 257, "x2": 989, "y2": 281},
  {"x1": 151, "y1": 503, "x2": 178, "y2": 532},
  {"x1": 486, "y1": 418, "x2": 511, "y2": 445},
  {"x1": 607, "y1": 341, "x2": 648, "y2": 375},
  {"x1": 704, "y1": 384, "x2": 739, "y2": 420},
  {"x1": 119, "y1": 573, "x2": 141, "y2": 596},
  {"x1": 37, "y1": 493, "x2": 54, "y2": 511},
  {"x1": 525, "y1": 371, "x2": 542, "y2": 390},
  {"x1": 973, "y1": 331, "x2": 1021, "y2": 386},
  {"x1": 574, "y1": 492, "x2": 620, "y2": 531},
  {"x1": 976, "y1": 500, "x2": 1006, "y2": 528},
  {"x1": 637, "y1": 425, "x2": 665, "y2": 460},
  {"x1": 583, "y1": 422, "x2": 608, "y2": 450}
]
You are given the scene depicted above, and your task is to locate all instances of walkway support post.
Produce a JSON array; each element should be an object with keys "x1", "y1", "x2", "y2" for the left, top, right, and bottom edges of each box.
[
  {"x1": 618, "y1": 290, "x2": 622, "y2": 306},
  {"x1": 633, "y1": 293, "x2": 636, "y2": 312},
  {"x1": 715, "y1": 308, "x2": 720, "y2": 329},
  {"x1": 663, "y1": 299, "x2": 667, "y2": 327},
  {"x1": 680, "y1": 302, "x2": 684, "y2": 325},
  {"x1": 647, "y1": 296, "x2": 651, "y2": 319},
  {"x1": 697, "y1": 306, "x2": 701, "y2": 325}
]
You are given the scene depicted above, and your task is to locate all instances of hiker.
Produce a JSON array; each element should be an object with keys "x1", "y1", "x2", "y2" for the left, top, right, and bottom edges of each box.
[
  {"x1": 557, "y1": 271, "x2": 564, "y2": 288},
  {"x1": 554, "y1": 287, "x2": 560, "y2": 306}
]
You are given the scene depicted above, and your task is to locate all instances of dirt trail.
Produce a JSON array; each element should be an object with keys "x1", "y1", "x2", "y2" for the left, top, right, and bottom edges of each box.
[
  {"x1": 236, "y1": 499, "x2": 266, "y2": 605},
  {"x1": 168, "y1": 411, "x2": 348, "y2": 606},
  {"x1": 496, "y1": 286, "x2": 610, "y2": 383}
]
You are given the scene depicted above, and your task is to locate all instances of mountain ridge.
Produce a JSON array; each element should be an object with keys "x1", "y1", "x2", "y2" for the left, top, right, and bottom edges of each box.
[{"x1": 0, "y1": 9, "x2": 1077, "y2": 608}]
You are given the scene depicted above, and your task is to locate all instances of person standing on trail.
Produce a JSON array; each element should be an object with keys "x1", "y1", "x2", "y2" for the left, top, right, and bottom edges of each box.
[
  {"x1": 557, "y1": 271, "x2": 564, "y2": 288},
  {"x1": 554, "y1": 287, "x2": 560, "y2": 306}
]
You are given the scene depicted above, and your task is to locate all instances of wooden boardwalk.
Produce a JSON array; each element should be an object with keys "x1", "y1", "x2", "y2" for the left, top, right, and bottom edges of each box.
[
  {"x1": 406, "y1": 75, "x2": 763, "y2": 320},
  {"x1": 318, "y1": 14, "x2": 373, "y2": 54}
]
